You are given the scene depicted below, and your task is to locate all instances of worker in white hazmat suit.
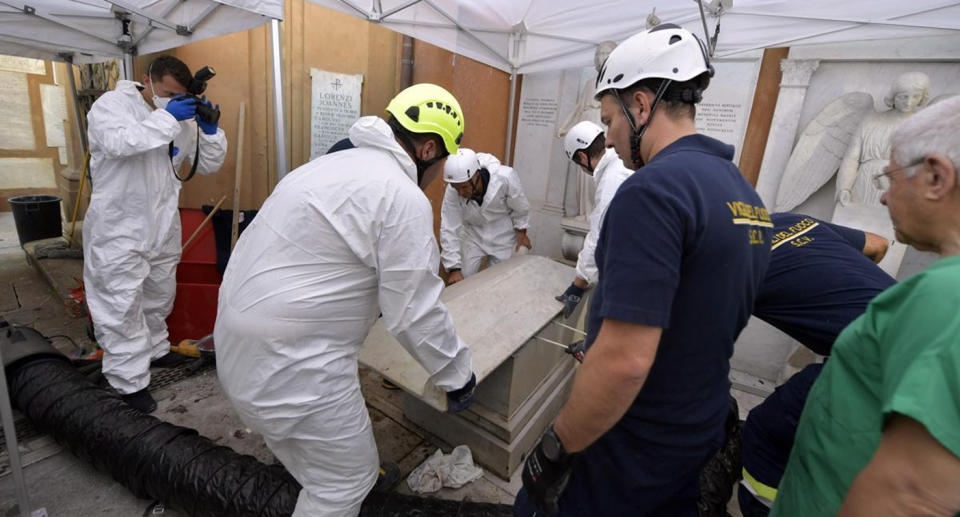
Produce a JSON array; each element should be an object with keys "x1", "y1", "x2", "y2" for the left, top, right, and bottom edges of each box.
[
  {"x1": 554, "y1": 121, "x2": 634, "y2": 318},
  {"x1": 215, "y1": 83, "x2": 477, "y2": 517},
  {"x1": 440, "y1": 149, "x2": 532, "y2": 283},
  {"x1": 83, "y1": 55, "x2": 226, "y2": 413}
]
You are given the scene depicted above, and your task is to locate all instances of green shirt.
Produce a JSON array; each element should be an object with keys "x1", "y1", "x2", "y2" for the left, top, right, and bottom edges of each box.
[{"x1": 772, "y1": 254, "x2": 960, "y2": 516}]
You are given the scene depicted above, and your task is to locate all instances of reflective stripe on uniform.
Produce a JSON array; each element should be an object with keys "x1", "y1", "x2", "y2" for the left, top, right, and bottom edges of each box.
[{"x1": 741, "y1": 467, "x2": 777, "y2": 508}]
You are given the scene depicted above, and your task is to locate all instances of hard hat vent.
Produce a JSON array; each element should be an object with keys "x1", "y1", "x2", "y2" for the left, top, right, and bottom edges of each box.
[{"x1": 405, "y1": 106, "x2": 420, "y2": 122}]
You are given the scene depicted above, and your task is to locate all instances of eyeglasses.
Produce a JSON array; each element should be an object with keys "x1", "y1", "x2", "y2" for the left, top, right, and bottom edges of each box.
[{"x1": 872, "y1": 159, "x2": 923, "y2": 191}]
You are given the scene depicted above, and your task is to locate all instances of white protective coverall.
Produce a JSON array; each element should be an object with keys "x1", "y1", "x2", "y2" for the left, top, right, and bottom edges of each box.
[
  {"x1": 83, "y1": 80, "x2": 226, "y2": 394},
  {"x1": 215, "y1": 116, "x2": 474, "y2": 517},
  {"x1": 575, "y1": 147, "x2": 634, "y2": 284},
  {"x1": 440, "y1": 153, "x2": 531, "y2": 276}
]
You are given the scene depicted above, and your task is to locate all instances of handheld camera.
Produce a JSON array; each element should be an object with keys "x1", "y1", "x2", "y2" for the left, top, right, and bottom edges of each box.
[{"x1": 186, "y1": 66, "x2": 220, "y2": 125}]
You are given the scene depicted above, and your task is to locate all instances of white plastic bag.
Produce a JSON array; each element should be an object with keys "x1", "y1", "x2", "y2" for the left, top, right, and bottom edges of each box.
[{"x1": 406, "y1": 445, "x2": 484, "y2": 494}]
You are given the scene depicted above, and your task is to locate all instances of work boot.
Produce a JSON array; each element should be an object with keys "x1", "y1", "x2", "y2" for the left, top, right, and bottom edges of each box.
[
  {"x1": 372, "y1": 462, "x2": 401, "y2": 492},
  {"x1": 151, "y1": 352, "x2": 191, "y2": 368},
  {"x1": 121, "y1": 388, "x2": 157, "y2": 413}
]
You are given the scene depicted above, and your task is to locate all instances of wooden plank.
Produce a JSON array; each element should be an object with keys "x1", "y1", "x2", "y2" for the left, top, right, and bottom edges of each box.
[
  {"x1": 230, "y1": 102, "x2": 246, "y2": 251},
  {"x1": 359, "y1": 255, "x2": 572, "y2": 412},
  {"x1": 738, "y1": 47, "x2": 790, "y2": 186}
]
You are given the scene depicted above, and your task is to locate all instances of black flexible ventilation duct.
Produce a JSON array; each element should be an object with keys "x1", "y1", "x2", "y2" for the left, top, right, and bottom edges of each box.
[
  {"x1": 2, "y1": 325, "x2": 514, "y2": 517},
  {"x1": 3, "y1": 324, "x2": 299, "y2": 516}
]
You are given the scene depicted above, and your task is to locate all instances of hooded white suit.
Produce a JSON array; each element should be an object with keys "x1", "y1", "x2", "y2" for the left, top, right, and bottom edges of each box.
[
  {"x1": 215, "y1": 116, "x2": 473, "y2": 516},
  {"x1": 83, "y1": 80, "x2": 226, "y2": 395},
  {"x1": 440, "y1": 153, "x2": 531, "y2": 276},
  {"x1": 576, "y1": 147, "x2": 634, "y2": 284}
]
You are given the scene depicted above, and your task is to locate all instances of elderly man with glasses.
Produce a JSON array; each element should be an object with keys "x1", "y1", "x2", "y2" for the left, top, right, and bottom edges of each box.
[{"x1": 771, "y1": 97, "x2": 960, "y2": 517}]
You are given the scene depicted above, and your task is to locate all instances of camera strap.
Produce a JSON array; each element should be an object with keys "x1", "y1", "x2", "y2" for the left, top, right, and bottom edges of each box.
[{"x1": 169, "y1": 125, "x2": 201, "y2": 182}]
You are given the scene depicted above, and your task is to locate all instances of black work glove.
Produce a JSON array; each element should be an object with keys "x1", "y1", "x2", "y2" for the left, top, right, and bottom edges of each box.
[
  {"x1": 522, "y1": 425, "x2": 574, "y2": 516},
  {"x1": 446, "y1": 373, "x2": 476, "y2": 413},
  {"x1": 555, "y1": 284, "x2": 586, "y2": 319},
  {"x1": 565, "y1": 340, "x2": 586, "y2": 363}
]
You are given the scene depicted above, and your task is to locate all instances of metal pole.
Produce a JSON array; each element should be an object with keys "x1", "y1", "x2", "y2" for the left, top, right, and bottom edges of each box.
[
  {"x1": 400, "y1": 36, "x2": 414, "y2": 88},
  {"x1": 270, "y1": 19, "x2": 288, "y2": 183},
  {"x1": 0, "y1": 343, "x2": 45, "y2": 516},
  {"x1": 550, "y1": 320, "x2": 587, "y2": 335},
  {"x1": 503, "y1": 69, "x2": 517, "y2": 165},
  {"x1": 696, "y1": 0, "x2": 715, "y2": 56},
  {"x1": 534, "y1": 335, "x2": 569, "y2": 350},
  {"x1": 122, "y1": 51, "x2": 134, "y2": 80}
]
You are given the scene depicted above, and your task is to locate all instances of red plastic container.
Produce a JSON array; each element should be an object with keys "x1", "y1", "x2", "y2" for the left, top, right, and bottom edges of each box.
[{"x1": 166, "y1": 208, "x2": 221, "y2": 345}]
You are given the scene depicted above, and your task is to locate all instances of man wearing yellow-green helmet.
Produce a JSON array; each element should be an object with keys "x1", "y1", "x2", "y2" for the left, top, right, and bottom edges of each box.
[{"x1": 214, "y1": 83, "x2": 476, "y2": 517}]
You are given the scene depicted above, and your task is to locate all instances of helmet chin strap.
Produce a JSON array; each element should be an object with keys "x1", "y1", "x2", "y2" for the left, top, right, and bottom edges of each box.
[
  {"x1": 415, "y1": 154, "x2": 445, "y2": 185},
  {"x1": 390, "y1": 120, "x2": 445, "y2": 185},
  {"x1": 575, "y1": 153, "x2": 595, "y2": 174},
  {"x1": 616, "y1": 79, "x2": 672, "y2": 169}
]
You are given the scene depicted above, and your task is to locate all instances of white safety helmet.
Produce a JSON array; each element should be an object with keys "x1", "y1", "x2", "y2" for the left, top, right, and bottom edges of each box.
[
  {"x1": 444, "y1": 148, "x2": 482, "y2": 184},
  {"x1": 594, "y1": 24, "x2": 713, "y2": 99},
  {"x1": 563, "y1": 121, "x2": 604, "y2": 162}
]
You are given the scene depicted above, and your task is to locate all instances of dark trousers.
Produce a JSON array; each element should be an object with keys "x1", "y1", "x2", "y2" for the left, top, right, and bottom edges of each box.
[
  {"x1": 513, "y1": 450, "x2": 705, "y2": 517},
  {"x1": 738, "y1": 484, "x2": 771, "y2": 517}
]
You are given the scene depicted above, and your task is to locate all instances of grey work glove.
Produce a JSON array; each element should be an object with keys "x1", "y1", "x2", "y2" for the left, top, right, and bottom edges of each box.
[{"x1": 555, "y1": 283, "x2": 585, "y2": 319}]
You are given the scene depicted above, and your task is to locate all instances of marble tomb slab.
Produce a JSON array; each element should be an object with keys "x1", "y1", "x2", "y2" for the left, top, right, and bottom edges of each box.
[{"x1": 360, "y1": 255, "x2": 573, "y2": 412}]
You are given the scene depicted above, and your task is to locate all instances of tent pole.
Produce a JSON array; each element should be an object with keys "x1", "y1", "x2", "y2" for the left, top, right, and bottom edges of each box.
[
  {"x1": 122, "y1": 51, "x2": 134, "y2": 80},
  {"x1": 270, "y1": 19, "x2": 288, "y2": 183},
  {"x1": 0, "y1": 341, "x2": 45, "y2": 517},
  {"x1": 696, "y1": 0, "x2": 714, "y2": 55},
  {"x1": 504, "y1": 69, "x2": 517, "y2": 165}
]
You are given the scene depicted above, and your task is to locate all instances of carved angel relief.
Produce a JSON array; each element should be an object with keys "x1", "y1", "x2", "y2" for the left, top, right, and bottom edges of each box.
[{"x1": 774, "y1": 72, "x2": 940, "y2": 212}]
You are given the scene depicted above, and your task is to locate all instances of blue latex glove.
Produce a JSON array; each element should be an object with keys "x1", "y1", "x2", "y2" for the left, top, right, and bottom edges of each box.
[
  {"x1": 555, "y1": 283, "x2": 586, "y2": 319},
  {"x1": 446, "y1": 373, "x2": 476, "y2": 413},
  {"x1": 196, "y1": 95, "x2": 220, "y2": 135},
  {"x1": 165, "y1": 94, "x2": 198, "y2": 121}
]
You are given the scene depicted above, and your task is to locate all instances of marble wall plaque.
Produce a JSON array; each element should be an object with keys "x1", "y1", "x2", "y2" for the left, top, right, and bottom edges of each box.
[
  {"x1": 309, "y1": 68, "x2": 363, "y2": 160},
  {"x1": 512, "y1": 68, "x2": 583, "y2": 260},
  {"x1": 0, "y1": 157, "x2": 56, "y2": 189},
  {"x1": 0, "y1": 55, "x2": 44, "y2": 75},
  {"x1": 518, "y1": 96, "x2": 559, "y2": 128},
  {"x1": 694, "y1": 58, "x2": 760, "y2": 164},
  {"x1": 40, "y1": 83, "x2": 68, "y2": 164},
  {"x1": 0, "y1": 71, "x2": 35, "y2": 150}
]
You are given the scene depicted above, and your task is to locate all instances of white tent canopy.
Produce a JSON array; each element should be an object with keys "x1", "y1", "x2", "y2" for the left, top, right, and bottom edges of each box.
[
  {"x1": 0, "y1": 0, "x2": 281, "y2": 64},
  {"x1": 0, "y1": 0, "x2": 288, "y2": 178},
  {"x1": 308, "y1": 0, "x2": 960, "y2": 74}
]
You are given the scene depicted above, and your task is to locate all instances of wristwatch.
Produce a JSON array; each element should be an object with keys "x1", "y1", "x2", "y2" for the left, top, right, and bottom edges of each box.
[{"x1": 541, "y1": 425, "x2": 569, "y2": 462}]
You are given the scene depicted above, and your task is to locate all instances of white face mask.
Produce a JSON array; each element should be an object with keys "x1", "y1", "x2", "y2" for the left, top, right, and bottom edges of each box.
[{"x1": 149, "y1": 78, "x2": 170, "y2": 109}]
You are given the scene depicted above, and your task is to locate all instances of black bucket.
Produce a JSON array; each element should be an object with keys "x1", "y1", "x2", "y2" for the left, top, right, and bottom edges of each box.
[{"x1": 8, "y1": 195, "x2": 62, "y2": 247}]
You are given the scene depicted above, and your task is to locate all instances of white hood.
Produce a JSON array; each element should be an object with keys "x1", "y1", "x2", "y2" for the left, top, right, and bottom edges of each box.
[
  {"x1": 593, "y1": 147, "x2": 622, "y2": 185},
  {"x1": 349, "y1": 116, "x2": 417, "y2": 183},
  {"x1": 477, "y1": 152, "x2": 502, "y2": 171},
  {"x1": 113, "y1": 80, "x2": 151, "y2": 106}
]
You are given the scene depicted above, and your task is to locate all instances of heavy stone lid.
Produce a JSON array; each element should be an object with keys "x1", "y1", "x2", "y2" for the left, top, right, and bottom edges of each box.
[{"x1": 360, "y1": 255, "x2": 573, "y2": 411}]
